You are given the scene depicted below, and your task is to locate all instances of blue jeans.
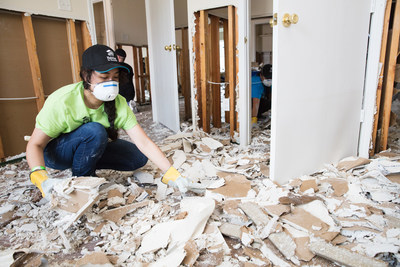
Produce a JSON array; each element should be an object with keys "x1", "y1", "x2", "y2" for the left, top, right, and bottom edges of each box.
[{"x1": 44, "y1": 122, "x2": 148, "y2": 176}]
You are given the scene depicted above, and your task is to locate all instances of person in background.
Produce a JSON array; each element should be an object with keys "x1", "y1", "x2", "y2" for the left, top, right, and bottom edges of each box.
[
  {"x1": 251, "y1": 63, "x2": 264, "y2": 125},
  {"x1": 257, "y1": 64, "x2": 272, "y2": 118},
  {"x1": 115, "y1": 48, "x2": 135, "y2": 104},
  {"x1": 26, "y1": 44, "x2": 191, "y2": 199}
]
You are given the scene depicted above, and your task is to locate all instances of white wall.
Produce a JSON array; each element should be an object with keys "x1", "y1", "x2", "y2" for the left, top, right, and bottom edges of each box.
[
  {"x1": 251, "y1": 0, "x2": 273, "y2": 18},
  {"x1": 0, "y1": 0, "x2": 89, "y2": 20},
  {"x1": 174, "y1": 0, "x2": 188, "y2": 28},
  {"x1": 112, "y1": 0, "x2": 147, "y2": 45}
]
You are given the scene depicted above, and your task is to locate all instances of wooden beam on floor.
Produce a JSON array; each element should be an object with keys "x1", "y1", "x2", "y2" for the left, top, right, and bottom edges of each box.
[
  {"x1": 66, "y1": 19, "x2": 81, "y2": 83},
  {"x1": 200, "y1": 10, "x2": 210, "y2": 133},
  {"x1": 181, "y1": 28, "x2": 191, "y2": 121},
  {"x1": 371, "y1": 0, "x2": 392, "y2": 155},
  {"x1": 22, "y1": 14, "x2": 45, "y2": 112},
  {"x1": 223, "y1": 19, "x2": 230, "y2": 124},
  {"x1": 132, "y1": 46, "x2": 142, "y2": 104},
  {"x1": 378, "y1": 0, "x2": 400, "y2": 151},
  {"x1": 228, "y1": 5, "x2": 237, "y2": 137},
  {"x1": 81, "y1": 21, "x2": 92, "y2": 51},
  {"x1": 194, "y1": 12, "x2": 202, "y2": 128},
  {"x1": 210, "y1": 16, "x2": 221, "y2": 128}
]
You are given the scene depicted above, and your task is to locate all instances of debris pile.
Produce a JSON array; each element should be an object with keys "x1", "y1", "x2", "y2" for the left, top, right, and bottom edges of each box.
[{"x1": 0, "y1": 121, "x2": 399, "y2": 266}]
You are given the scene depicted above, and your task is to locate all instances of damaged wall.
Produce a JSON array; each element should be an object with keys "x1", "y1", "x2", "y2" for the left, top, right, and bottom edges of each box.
[{"x1": 0, "y1": 0, "x2": 89, "y2": 21}]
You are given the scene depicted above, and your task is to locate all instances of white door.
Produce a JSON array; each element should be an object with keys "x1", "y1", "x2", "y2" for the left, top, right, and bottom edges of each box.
[
  {"x1": 145, "y1": 0, "x2": 180, "y2": 132},
  {"x1": 270, "y1": 0, "x2": 371, "y2": 184}
]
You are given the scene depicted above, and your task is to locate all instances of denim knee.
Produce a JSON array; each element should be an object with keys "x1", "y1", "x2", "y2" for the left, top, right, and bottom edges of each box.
[{"x1": 81, "y1": 122, "x2": 108, "y2": 147}]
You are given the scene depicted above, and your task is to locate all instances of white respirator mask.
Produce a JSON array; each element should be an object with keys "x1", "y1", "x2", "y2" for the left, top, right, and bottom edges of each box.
[
  {"x1": 263, "y1": 79, "x2": 272, "y2": 87},
  {"x1": 90, "y1": 81, "x2": 119, "y2": 101}
]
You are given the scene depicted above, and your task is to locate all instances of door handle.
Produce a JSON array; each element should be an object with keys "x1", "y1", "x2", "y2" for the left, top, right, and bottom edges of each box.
[
  {"x1": 164, "y1": 45, "x2": 172, "y2": 51},
  {"x1": 282, "y1": 13, "x2": 299, "y2": 27}
]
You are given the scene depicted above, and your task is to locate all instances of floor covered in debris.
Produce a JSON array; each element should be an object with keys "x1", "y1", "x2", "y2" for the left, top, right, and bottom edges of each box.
[{"x1": 0, "y1": 102, "x2": 399, "y2": 266}]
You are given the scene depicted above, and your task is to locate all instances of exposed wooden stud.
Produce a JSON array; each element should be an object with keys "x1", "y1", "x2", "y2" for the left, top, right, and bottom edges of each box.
[
  {"x1": 235, "y1": 9, "x2": 239, "y2": 131},
  {"x1": 144, "y1": 46, "x2": 151, "y2": 102},
  {"x1": 66, "y1": 19, "x2": 81, "y2": 83},
  {"x1": 223, "y1": 19, "x2": 230, "y2": 123},
  {"x1": 371, "y1": 0, "x2": 393, "y2": 155},
  {"x1": 181, "y1": 28, "x2": 191, "y2": 121},
  {"x1": 194, "y1": 12, "x2": 202, "y2": 128},
  {"x1": 0, "y1": 135, "x2": 4, "y2": 162},
  {"x1": 22, "y1": 14, "x2": 45, "y2": 112},
  {"x1": 228, "y1": 5, "x2": 237, "y2": 137},
  {"x1": 200, "y1": 10, "x2": 210, "y2": 133},
  {"x1": 378, "y1": 0, "x2": 400, "y2": 151},
  {"x1": 210, "y1": 16, "x2": 221, "y2": 128},
  {"x1": 138, "y1": 47, "x2": 146, "y2": 104},
  {"x1": 132, "y1": 46, "x2": 142, "y2": 104},
  {"x1": 80, "y1": 21, "x2": 92, "y2": 51}
]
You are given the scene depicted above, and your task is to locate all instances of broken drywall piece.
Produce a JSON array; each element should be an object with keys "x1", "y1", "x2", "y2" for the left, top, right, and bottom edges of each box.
[
  {"x1": 183, "y1": 239, "x2": 199, "y2": 266},
  {"x1": 293, "y1": 236, "x2": 314, "y2": 262},
  {"x1": 101, "y1": 200, "x2": 150, "y2": 223},
  {"x1": 138, "y1": 197, "x2": 215, "y2": 255},
  {"x1": 299, "y1": 200, "x2": 340, "y2": 232},
  {"x1": 160, "y1": 140, "x2": 182, "y2": 153},
  {"x1": 336, "y1": 156, "x2": 371, "y2": 171},
  {"x1": 183, "y1": 139, "x2": 192, "y2": 153},
  {"x1": 279, "y1": 193, "x2": 321, "y2": 206},
  {"x1": 243, "y1": 247, "x2": 270, "y2": 266},
  {"x1": 260, "y1": 243, "x2": 291, "y2": 267},
  {"x1": 201, "y1": 159, "x2": 217, "y2": 177},
  {"x1": 203, "y1": 223, "x2": 230, "y2": 254},
  {"x1": 201, "y1": 137, "x2": 223, "y2": 150},
  {"x1": 219, "y1": 223, "x2": 242, "y2": 239},
  {"x1": 309, "y1": 238, "x2": 387, "y2": 267},
  {"x1": 155, "y1": 179, "x2": 168, "y2": 201},
  {"x1": 222, "y1": 200, "x2": 250, "y2": 226},
  {"x1": 264, "y1": 204, "x2": 290, "y2": 217},
  {"x1": 238, "y1": 202, "x2": 269, "y2": 227},
  {"x1": 325, "y1": 178, "x2": 349, "y2": 196},
  {"x1": 133, "y1": 171, "x2": 154, "y2": 184},
  {"x1": 76, "y1": 252, "x2": 113, "y2": 266},
  {"x1": 210, "y1": 173, "x2": 251, "y2": 198},
  {"x1": 150, "y1": 244, "x2": 186, "y2": 267},
  {"x1": 172, "y1": 150, "x2": 187, "y2": 169},
  {"x1": 299, "y1": 179, "x2": 318, "y2": 193},
  {"x1": 259, "y1": 163, "x2": 269, "y2": 177},
  {"x1": 268, "y1": 232, "x2": 299, "y2": 265}
]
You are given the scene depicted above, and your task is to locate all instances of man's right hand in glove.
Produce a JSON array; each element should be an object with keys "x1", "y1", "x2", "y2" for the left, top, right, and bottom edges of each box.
[{"x1": 30, "y1": 167, "x2": 59, "y2": 199}]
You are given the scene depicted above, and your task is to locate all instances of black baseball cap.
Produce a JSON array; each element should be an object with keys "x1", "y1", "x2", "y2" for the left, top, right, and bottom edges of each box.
[
  {"x1": 82, "y1": 44, "x2": 129, "y2": 73},
  {"x1": 115, "y1": 48, "x2": 126, "y2": 58}
]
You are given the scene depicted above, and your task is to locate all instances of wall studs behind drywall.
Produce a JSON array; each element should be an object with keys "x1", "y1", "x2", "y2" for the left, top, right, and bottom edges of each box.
[
  {"x1": 81, "y1": 21, "x2": 93, "y2": 50},
  {"x1": 210, "y1": 16, "x2": 221, "y2": 128},
  {"x1": 228, "y1": 5, "x2": 237, "y2": 137},
  {"x1": 200, "y1": 10, "x2": 210, "y2": 133},
  {"x1": 67, "y1": 19, "x2": 81, "y2": 83},
  {"x1": 371, "y1": 0, "x2": 393, "y2": 155},
  {"x1": 181, "y1": 28, "x2": 192, "y2": 121},
  {"x1": 132, "y1": 46, "x2": 142, "y2": 104},
  {"x1": 22, "y1": 14, "x2": 45, "y2": 112},
  {"x1": 0, "y1": 135, "x2": 4, "y2": 161},
  {"x1": 379, "y1": 0, "x2": 400, "y2": 151}
]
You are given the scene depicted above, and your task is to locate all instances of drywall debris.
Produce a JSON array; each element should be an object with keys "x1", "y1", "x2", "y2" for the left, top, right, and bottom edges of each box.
[
  {"x1": 133, "y1": 171, "x2": 154, "y2": 184},
  {"x1": 183, "y1": 239, "x2": 199, "y2": 266},
  {"x1": 201, "y1": 137, "x2": 223, "y2": 150},
  {"x1": 210, "y1": 173, "x2": 251, "y2": 198},
  {"x1": 268, "y1": 231, "x2": 299, "y2": 265},
  {"x1": 172, "y1": 150, "x2": 187, "y2": 169},
  {"x1": 76, "y1": 252, "x2": 113, "y2": 266},
  {"x1": 279, "y1": 193, "x2": 321, "y2": 205},
  {"x1": 299, "y1": 179, "x2": 318, "y2": 193},
  {"x1": 309, "y1": 238, "x2": 387, "y2": 267},
  {"x1": 238, "y1": 202, "x2": 269, "y2": 227},
  {"x1": 260, "y1": 243, "x2": 291, "y2": 267},
  {"x1": 101, "y1": 200, "x2": 150, "y2": 223},
  {"x1": 337, "y1": 156, "x2": 371, "y2": 171},
  {"x1": 219, "y1": 222, "x2": 242, "y2": 239}
]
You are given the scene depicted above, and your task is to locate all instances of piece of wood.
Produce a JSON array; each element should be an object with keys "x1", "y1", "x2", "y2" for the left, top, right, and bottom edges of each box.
[
  {"x1": 210, "y1": 16, "x2": 221, "y2": 128},
  {"x1": 379, "y1": 0, "x2": 400, "y2": 151},
  {"x1": 80, "y1": 21, "x2": 92, "y2": 51},
  {"x1": 66, "y1": 19, "x2": 81, "y2": 83},
  {"x1": 193, "y1": 12, "x2": 202, "y2": 127},
  {"x1": 223, "y1": 19, "x2": 230, "y2": 123},
  {"x1": 0, "y1": 135, "x2": 4, "y2": 161},
  {"x1": 22, "y1": 14, "x2": 45, "y2": 112},
  {"x1": 228, "y1": 6, "x2": 237, "y2": 137},
  {"x1": 144, "y1": 46, "x2": 151, "y2": 102},
  {"x1": 371, "y1": 0, "x2": 392, "y2": 155},
  {"x1": 132, "y1": 46, "x2": 141, "y2": 104},
  {"x1": 309, "y1": 239, "x2": 387, "y2": 267},
  {"x1": 181, "y1": 28, "x2": 191, "y2": 121},
  {"x1": 200, "y1": 10, "x2": 210, "y2": 133},
  {"x1": 138, "y1": 47, "x2": 146, "y2": 104}
]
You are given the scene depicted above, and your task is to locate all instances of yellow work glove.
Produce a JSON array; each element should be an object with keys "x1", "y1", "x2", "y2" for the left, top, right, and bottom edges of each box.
[
  {"x1": 30, "y1": 167, "x2": 58, "y2": 199},
  {"x1": 162, "y1": 166, "x2": 189, "y2": 193}
]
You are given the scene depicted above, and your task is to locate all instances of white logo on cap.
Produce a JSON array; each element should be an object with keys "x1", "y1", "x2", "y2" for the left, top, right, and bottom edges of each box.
[{"x1": 106, "y1": 49, "x2": 117, "y2": 62}]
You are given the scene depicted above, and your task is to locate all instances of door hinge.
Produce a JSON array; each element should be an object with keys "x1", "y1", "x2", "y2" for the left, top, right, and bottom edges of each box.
[{"x1": 360, "y1": 109, "x2": 365, "y2": 122}]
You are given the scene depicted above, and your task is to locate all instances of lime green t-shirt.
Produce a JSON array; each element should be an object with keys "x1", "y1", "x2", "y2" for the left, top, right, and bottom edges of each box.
[{"x1": 36, "y1": 81, "x2": 138, "y2": 138}]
